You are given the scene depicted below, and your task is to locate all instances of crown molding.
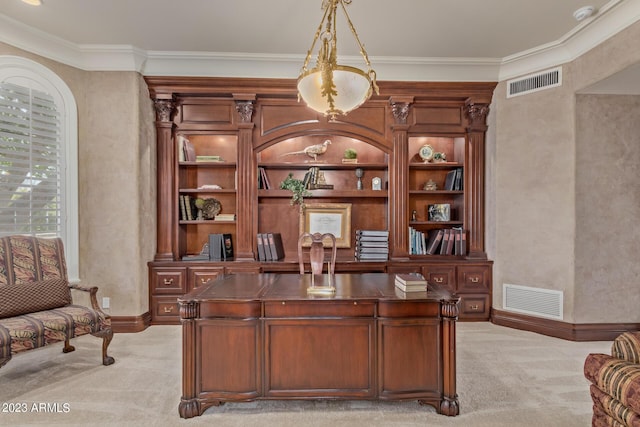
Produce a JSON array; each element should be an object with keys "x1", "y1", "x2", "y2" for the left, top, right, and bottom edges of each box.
[{"x1": 1, "y1": 0, "x2": 639, "y2": 83}]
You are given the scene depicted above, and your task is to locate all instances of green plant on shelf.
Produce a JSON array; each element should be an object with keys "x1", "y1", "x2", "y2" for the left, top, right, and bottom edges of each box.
[{"x1": 279, "y1": 173, "x2": 311, "y2": 210}]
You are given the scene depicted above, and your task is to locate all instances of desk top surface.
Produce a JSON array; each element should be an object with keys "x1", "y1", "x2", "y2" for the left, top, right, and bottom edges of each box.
[{"x1": 179, "y1": 273, "x2": 457, "y2": 303}]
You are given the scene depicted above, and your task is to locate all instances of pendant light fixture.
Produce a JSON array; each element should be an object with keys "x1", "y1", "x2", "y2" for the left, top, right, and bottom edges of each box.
[{"x1": 297, "y1": 0, "x2": 378, "y2": 120}]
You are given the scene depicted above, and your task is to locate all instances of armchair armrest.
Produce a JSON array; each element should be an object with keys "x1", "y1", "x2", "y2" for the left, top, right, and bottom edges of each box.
[
  {"x1": 612, "y1": 331, "x2": 640, "y2": 363},
  {"x1": 68, "y1": 284, "x2": 109, "y2": 318},
  {"x1": 584, "y1": 353, "x2": 640, "y2": 416}
]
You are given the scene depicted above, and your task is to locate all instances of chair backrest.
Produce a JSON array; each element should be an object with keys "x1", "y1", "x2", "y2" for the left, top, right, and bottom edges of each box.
[{"x1": 297, "y1": 232, "x2": 337, "y2": 275}]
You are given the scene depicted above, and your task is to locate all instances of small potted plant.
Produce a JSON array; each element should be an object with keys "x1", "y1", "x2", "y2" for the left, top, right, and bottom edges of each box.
[{"x1": 342, "y1": 148, "x2": 358, "y2": 164}]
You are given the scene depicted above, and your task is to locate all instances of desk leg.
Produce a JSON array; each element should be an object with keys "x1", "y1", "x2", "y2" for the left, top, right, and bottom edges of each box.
[
  {"x1": 179, "y1": 313, "x2": 200, "y2": 418},
  {"x1": 440, "y1": 297, "x2": 460, "y2": 416}
]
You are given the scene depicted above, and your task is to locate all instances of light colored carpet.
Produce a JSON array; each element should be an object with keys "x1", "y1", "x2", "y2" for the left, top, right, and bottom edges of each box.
[{"x1": 0, "y1": 322, "x2": 611, "y2": 427}]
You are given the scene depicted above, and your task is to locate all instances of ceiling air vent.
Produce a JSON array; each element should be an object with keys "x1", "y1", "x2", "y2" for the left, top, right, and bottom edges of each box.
[{"x1": 507, "y1": 67, "x2": 562, "y2": 98}]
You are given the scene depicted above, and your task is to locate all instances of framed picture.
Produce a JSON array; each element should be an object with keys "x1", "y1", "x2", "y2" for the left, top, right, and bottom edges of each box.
[{"x1": 300, "y1": 203, "x2": 352, "y2": 248}]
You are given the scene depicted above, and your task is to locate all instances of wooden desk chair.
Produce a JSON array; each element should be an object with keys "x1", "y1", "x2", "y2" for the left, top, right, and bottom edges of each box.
[{"x1": 297, "y1": 232, "x2": 337, "y2": 275}]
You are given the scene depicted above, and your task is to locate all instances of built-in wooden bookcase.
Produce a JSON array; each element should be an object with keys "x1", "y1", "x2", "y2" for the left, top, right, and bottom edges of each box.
[
  {"x1": 146, "y1": 77, "x2": 496, "y2": 324},
  {"x1": 177, "y1": 134, "x2": 237, "y2": 256},
  {"x1": 257, "y1": 135, "x2": 389, "y2": 260}
]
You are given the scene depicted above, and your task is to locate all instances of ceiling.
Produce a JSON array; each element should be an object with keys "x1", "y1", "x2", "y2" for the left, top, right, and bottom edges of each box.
[{"x1": 0, "y1": 0, "x2": 638, "y2": 85}]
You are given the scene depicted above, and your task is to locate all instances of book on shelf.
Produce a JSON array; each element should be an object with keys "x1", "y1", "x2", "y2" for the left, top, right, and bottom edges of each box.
[
  {"x1": 444, "y1": 169, "x2": 457, "y2": 191},
  {"x1": 355, "y1": 252, "x2": 388, "y2": 260},
  {"x1": 260, "y1": 233, "x2": 273, "y2": 261},
  {"x1": 426, "y1": 229, "x2": 444, "y2": 254},
  {"x1": 196, "y1": 155, "x2": 223, "y2": 162},
  {"x1": 209, "y1": 234, "x2": 224, "y2": 261},
  {"x1": 214, "y1": 213, "x2": 236, "y2": 221},
  {"x1": 355, "y1": 230, "x2": 389, "y2": 237},
  {"x1": 179, "y1": 195, "x2": 198, "y2": 221},
  {"x1": 256, "y1": 233, "x2": 267, "y2": 262},
  {"x1": 222, "y1": 233, "x2": 234, "y2": 260},
  {"x1": 454, "y1": 168, "x2": 463, "y2": 191},
  {"x1": 266, "y1": 233, "x2": 285, "y2": 261},
  {"x1": 183, "y1": 138, "x2": 196, "y2": 162},
  {"x1": 355, "y1": 247, "x2": 389, "y2": 254},
  {"x1": 428, "y1": 204, "x2": 451, "y2": 222},
  {"x1": 258, "y1": 167, "x2": 271, "y2": 190},
  {"x1": 355, "y1": 240, "x2": 389, "y2": 248},
  {"x1": 177, "y1": 135, "x2": 187, "y2": 162}
]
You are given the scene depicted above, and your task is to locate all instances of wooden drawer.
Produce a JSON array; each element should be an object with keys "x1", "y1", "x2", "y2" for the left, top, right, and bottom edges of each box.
[
  {"x1": 225, "y1": 264, "x2": 261, "y2": 274},
  {"x1": 150, "y1": 267, "x2": 187, "y2": 294},
  {"x1": 378, "y1": 300, "x2": 440, "y2": 318},
  {"x1": 264, "y1": 300, "x2": 375, "y2": 318},
  {"x1": 458, "y1": 294, "x2": 490, "y2": 320},
  {"x1": 188, "y1": 266, "x2": 224, "y2": 290},
  {"x1": 151, "y1": 296, "x2": 181, "y2": 323},
  {"x1": 456, "y1": 265, "x2": 491, "y2": 293},
  {"x1": 422, "y1": 265, "x2": 455, "y2": 291}
]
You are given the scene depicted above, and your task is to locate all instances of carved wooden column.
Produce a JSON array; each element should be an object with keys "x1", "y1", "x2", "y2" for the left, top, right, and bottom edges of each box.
[
  {"x1": 234, "y1": 96, "x2": 256, "y2": 261},
  {"x1": 389, "y1": 97, "x2": 413, "y2": 260},
  {"x1": 439, "y1": 296, "x2": 460, "y2": 416},
  {"x1": 464, "y1": 100, "x2": 490, "y2": 259},
  {"x1": 152, "y1": 96, "x2": 176, "y2": 261}
]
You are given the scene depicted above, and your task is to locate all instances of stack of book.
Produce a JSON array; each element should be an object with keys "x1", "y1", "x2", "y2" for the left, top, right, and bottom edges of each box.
[
  {"x1": 409, "y1": 227, "x2": 466, "y2": 255},
  {"x1": 208, "y1": 233, "x2": 234, "y2": 261},
  {"x1": 256, "y1": 232, "x2": 285, "y2": 261},
  {"x1": 394, "y1": 273, "x2": 428, "y2": 292},
  {"x1": 354, "y1": 230, "x2": 389, "y2": 261},
  {"x1": 213, "y1": 213, "x2": 236, "y2": 221}
]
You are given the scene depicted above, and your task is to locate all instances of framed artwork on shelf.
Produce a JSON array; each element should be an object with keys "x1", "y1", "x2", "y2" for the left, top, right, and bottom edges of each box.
[{"x1": 300, "y1": 203, "x2": 352, "y2": 248}]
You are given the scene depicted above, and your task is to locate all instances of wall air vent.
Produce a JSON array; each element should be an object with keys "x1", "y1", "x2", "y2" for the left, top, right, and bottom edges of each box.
[
  {"x1": 507, "y1": 67, "x2": 562, "y2": 98},
  {"x1": 503, "y1": 284, "x2": 563, "y2": 320}
]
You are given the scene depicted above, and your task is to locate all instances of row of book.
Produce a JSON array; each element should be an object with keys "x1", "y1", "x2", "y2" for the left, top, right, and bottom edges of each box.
[
  {"x1": 443, "y1": 168, "x2": 463, "y2": 191},
  {"x1": 409, "y1": 226, "x2": 466, "y2": 255},
  {"x1": 303, "y1": 167, "x2": 333, "y2": 190},
  {"x1": 179, "y1": 195, "x2": 235, "y2": 221},
  {"x1": 257, "y1": 232, "x2": 285, "y2": 261},
  {"x1": 395, "y1": 273, "x2": 428, "y2": 292},
  {"x1": 181, "y1": 233, "x2": 234, "y2": 261},
  {"x1": 258, "y1": 167, "x2": 272, "y2": 190},
  {"x1": 354, "y1": 229, "x2": 389, "y2": 261}
]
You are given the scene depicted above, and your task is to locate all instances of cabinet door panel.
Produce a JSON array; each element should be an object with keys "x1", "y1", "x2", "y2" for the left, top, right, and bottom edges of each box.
[
  {"x1": 378, "y1": 318, "x2": 441, "y2": 397},
  {"x1": 264, "y1": 319, "x2": 375, "y2": 397},
  {"x1": 198, "y1": 319, "x2": 261, "y2": 398}
]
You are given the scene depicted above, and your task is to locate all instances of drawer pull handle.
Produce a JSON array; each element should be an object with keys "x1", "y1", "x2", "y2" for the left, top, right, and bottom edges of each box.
[
  {"x1": 163, "y1": 278, "x2": 174, "y2": 285},
  {"x1": 163, "y1": 306, "x2": 174, "y2": 313},
  {"x1": 470, "y1": 277, "x2": 480, "y2": 283},
  {"x1": 470, "y1": 305, "x2": 479, "y2": 310},
  {"x1": 433, "y1": 277, "x2": 443, "y2": 283},
  {"x1": 281, "y1": 301, "x2": 286, "y2": 305},
  {"x1": 200, "y1": 278, "x2": 208, "y2": 284},
  {"x1": 353, "y1": 301, "x2": 358, "y2": 306}
]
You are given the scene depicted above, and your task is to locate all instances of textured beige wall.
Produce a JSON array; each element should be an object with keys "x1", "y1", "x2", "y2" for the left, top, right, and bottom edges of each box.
[
  {"x1": 574, "y1": 94, "x2": 640, "y2": 323},
  {"x1": 0, "y1": 42, "x2": 156, "y2": 317},
  {"x1": 491, "y1": 20, "x2": 640, "y2": 323}
]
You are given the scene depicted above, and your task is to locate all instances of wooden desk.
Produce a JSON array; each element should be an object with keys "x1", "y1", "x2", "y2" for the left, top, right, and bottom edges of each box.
[{"x1": 178, "y1": 273, "x2": 460, "y2": 418}]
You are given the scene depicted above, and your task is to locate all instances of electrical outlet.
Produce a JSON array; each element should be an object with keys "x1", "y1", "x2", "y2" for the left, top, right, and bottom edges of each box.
[{"x1": 102, "y1": 297, "x2": 110, "y2": 310}]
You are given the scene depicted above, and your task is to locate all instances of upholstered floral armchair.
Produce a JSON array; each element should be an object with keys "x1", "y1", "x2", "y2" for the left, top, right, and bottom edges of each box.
[{"x1": 584, "y1": 331, "x2": 640, "y2": 427}]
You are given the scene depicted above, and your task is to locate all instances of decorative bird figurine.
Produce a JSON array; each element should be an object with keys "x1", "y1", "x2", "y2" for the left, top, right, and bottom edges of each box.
[{"x1": 280, "y1": 140, "x2": 331, "y2": 161}]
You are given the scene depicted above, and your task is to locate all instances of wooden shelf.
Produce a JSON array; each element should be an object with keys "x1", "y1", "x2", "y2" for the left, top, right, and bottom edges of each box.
[
  {"x1": 259, "y1": 189, "x2": 388, "y2": 198},
  {"x1": 259, "y1": 162, "x2": 387, "y2": 170}
]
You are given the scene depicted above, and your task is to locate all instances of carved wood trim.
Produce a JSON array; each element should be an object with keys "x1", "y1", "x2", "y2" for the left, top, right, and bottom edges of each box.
[{"x1": 492, "y1": 309, "x2": 640, "y2": 341}]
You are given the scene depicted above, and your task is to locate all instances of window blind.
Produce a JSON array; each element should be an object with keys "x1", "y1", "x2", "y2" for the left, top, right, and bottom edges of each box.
[{"x1": 0, "y1": 81, "x2": 62, "y2": 236}]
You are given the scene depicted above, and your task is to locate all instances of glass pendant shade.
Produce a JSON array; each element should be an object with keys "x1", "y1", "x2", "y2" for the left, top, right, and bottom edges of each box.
[{"x1": 298, "y1": 65, "x2": 373, "y2": 118}]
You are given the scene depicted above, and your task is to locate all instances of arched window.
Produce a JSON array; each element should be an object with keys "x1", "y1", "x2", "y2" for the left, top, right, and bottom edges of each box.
[{"x1": 0, "y1": 56, "x2": 79, "y2": 282}]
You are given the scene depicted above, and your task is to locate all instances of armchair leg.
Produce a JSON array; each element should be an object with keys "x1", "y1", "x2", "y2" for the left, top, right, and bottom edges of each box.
[
  {"x1": 62, "y1": 337, "x2": 75, "y2": 353},
  {"x1": 92, "y1": 328, "x2": 115, "y2": 366}
]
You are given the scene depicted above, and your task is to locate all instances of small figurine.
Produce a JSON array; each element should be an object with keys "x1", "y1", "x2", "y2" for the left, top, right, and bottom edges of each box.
[
  {"x1": 411, "y1": 210, "x2": 417, "y2": 221},
  {"x1": 424, "y1": 179, "x2": 437, "y2": 191}
]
